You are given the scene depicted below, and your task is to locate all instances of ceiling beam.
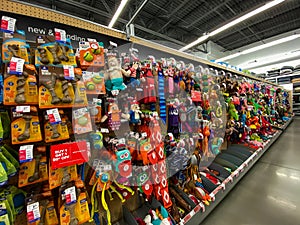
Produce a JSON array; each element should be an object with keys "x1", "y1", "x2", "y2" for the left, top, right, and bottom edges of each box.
[
  {"x1": 126, "y1": 0, "x2": 149, "y2": 27},
  {"x1": 100, "y1": 0, "x2": 112, "y2": 14},
  {"x1": 154, "y1": 0, "x2": 192, "y2": 34},
  {"x1": 134, "y1": 25, "x2": 186, "y2": 46},
  {"x1": 56, "y1": 0, "x2": 187, "y2": 46},
  {"x1": 147, "y1": 1, "x2": 192, "y2": 28},
  {"x1": 185, "y1": 0, "x2": 232, "y2": 29}
]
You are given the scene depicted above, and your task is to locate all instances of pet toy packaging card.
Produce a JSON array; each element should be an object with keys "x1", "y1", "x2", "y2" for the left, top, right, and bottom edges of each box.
[
  {"x1": 0, "y1": 116, "x2": 3, "y2": 142},
  {"x1": 48, "y1": 165, "x2": 77, "y2": 190},
  {"x1": 2, "y1": 38, "x2": 30, "y2": 63},
  {"x1": 44, "y1": 109, "x2": 70, "y2": 143},
  {"x1": 11, "y1": 106, "x2": 42, "y2": 145},
  {"x1": 45, "y1": 200, "x2": 59, "y2": 225},
  {"x1": 4, "y1": 64, "x2": 38, "y2": 105},
  {"x1": 35, "y1": 35, "x2": 77, "y2": 67},
  {"x1": 72, "y1": 107, "x2": 93, "y2": 134},
  {"x1": 79, "y1": 40, "x2": 105, "y2": 69},
  {"x1": 82, "y1": 70, "x2": 106, "y2": 95},
  {"x1": 38, "y1": 66, "x2": 87, "y2": 108},
  {"x1": 89, "y1": 98, "x2": 102, "y2": 123},
  {"x1": 75, "y1": 191, "x2": 90, "y2": 224},
  {"x1": 18, "y1": 146, "x2": 48, "y2": 188},
  {"x1": 0, "y1": 75, "x2": 3, "y2": 104}
]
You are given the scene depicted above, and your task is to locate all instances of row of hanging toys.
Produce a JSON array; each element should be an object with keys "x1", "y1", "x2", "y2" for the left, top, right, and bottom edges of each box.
[
  {"x1": 204, "y1": 70, "x2": 227, "y2": 156},
  {"x1": 130, "y1": 119, "x2": 173, "y2": 213},
  {"x1": 219, "y1": 73, "x2": 255, "y2": 144},
  {"x1": 121, "y1": 47, "x2": 142, "y2": 91},
  {"x1": 121, "y1": 54, "x2": 172, "y2": 212},
  {"x1": 88, "y1": 140, "x2": 135, "y2": 225},
  {"x1": 275, "y1": 88, "x2": 290, "y2": 123}
]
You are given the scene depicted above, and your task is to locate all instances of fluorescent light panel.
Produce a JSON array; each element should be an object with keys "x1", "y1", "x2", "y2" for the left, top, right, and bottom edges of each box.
[
  {"x1": 217, "y1": 34, "x2": 300, "y2": 62},
  {"x1": 239, "y1": 50, "x2": 300, "y2": 69},
  {"x1": 108, "y1": 0, "x2": 129, "y2": 28},
  {"x1": 179, "y1": 35, "x2": 209, "y2": 52},
  {"x1": 179, "y1": 0, "x2": 285, "y2": 52},
  {"x1": 250, "y1": 59, "x2": 300, "y2": 73}
]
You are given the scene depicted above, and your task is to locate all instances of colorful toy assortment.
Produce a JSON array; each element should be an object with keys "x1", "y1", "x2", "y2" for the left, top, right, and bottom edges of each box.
[{"x1": 0, "y1": 15, "x2": 292, "y2": 225}]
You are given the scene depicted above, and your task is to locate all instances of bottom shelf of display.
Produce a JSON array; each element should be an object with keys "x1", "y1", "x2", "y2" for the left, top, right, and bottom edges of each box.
[{"x1": 182, "y1": 117, "x2": 294, "y2": 225}]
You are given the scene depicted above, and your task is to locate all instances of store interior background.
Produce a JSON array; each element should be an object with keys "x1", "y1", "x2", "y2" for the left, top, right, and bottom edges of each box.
[
  {"x1": 1, "y1": 0, "x2": 300, "y2": 225},
  {"x1": 15, "y1": 0, "x2": 300, "y2": 73}
]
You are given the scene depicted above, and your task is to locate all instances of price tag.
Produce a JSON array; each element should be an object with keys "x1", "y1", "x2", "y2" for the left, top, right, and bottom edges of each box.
[
  {"x1": 9, "y1": 57, "x2": 25, "y2": 75},
  {"x1": 1, "y1": 16, "x2": 16, "y2": 33},
  {"x1": 119, "y1": 138, "x2": 126, "y2": 145},
  {"x1": 47, "y1": 108, "x2": 62, "y2": 125},
  {"x1": 54, "y1": 28, "x2": 67, "y2": 43},
  {"x1": 82, "y1": 71, "x2": 93, "y2": 82},
  {"x1": 109, "y1": 41, "x2": 117, "y2": 48},
  {"x1": 92, "y1": 159, "x2": 100, "y2": 168},
  {"x1": 95, "y1": 162, "x2": 112, "y2": 174},
  {"x1": 100, "y1": 128, "x2": 109, "y2": 133},
  {"x1": 92, "y1": 98, "x2": 102, "y2": 105},
  {"x1": 19, "y1": 145, "x2": 34, "y2": 163},
  {"x1": 89, "y1": 41, "x2": 99, "y2": 50},
  {"x1": 16, "y1": 106, "x2": 30, "y2": 113},
  {"x1": 63, "y1": 65, "x2": 75, "y2": 80},
  {"x1": 27, "y1": 202, "x2": 40, "y2": 223},
  {"x1": 64, "y1": 186, "x2": 77, "y2": 205},
  {"x1": 73, "y1": 107, "x2": 88, "y2": 119},
  {"x1": 4, "y1": 32, "x2": 13, "y2": 39},
  {"x1": 87, "y1": 38, "x2": 97, "y2": 42},
  {"x1": 141, "y1": 132, "x2": 147, "y2": 138}
]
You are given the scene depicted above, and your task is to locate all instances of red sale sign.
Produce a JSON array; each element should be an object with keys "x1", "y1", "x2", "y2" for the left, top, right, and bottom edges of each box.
[{"x1": 50, "y1": 141, "x2": 89, "y2": 169}]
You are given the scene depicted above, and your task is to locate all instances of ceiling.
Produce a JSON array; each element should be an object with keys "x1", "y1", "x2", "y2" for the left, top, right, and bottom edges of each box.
[{"x1": 16, "y1": 0, "x2": 300, "y2": 53}]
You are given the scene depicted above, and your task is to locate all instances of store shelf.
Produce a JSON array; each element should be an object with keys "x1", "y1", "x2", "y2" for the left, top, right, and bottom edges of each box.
[
  {"x1": 293, "y1": 93, "x2": 300, "y2": 96},
  {"x1": 182, "y1": 117, "x2": 293, "y2": 225},
  {"x1": 265, "y1": 72, "x2": 300, "y2": 80},
  {"x1": 293, "y1": 103, "x2": 300, "y2": 106}
]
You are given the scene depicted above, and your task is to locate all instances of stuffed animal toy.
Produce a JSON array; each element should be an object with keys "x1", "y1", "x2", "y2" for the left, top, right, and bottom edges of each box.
[{"x1": 105, "y1": 44, "x2": 126, "y2": 94}]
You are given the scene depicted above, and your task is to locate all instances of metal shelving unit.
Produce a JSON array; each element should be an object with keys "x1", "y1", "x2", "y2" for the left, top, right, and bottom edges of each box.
[{"x1": 182, "y1": 117, "x2": 294, "y2": 225}]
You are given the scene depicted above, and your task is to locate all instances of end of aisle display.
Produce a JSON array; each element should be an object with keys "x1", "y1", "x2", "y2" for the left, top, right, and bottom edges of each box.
[{"x1": 0, "y1": 14, "x2": 294, "y2": 225}]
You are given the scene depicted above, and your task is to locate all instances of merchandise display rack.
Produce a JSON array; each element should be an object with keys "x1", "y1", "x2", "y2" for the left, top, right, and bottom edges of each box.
[
  {"x1": 182, "y1": 117, "x2": 293, "y2": 225},
  {"x1": 0, "y1": 1, "x2": 294, "y2": 225}
]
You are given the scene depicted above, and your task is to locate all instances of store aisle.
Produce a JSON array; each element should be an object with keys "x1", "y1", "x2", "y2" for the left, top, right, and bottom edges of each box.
[{"x1": 201, "y1": 117, "x2": 300, "y2": 225}]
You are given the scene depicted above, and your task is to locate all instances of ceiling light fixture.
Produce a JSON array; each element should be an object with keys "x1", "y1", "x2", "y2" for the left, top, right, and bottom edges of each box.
[
  {"x1": 217, "y1": 34, "x2": 300, "y2": 62},
  {"x1": 250, "y1": 59, "x2": 300, "y2": 74},
  {"x1": 239, "y1": 50, "x2": 300, "y2": 70},
  {"x1": 108, "y1": 0, "x2": 130, "y2": 28},
  {"x1": 179, "y1": 0, "x2": 286, "y2": 52}
]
